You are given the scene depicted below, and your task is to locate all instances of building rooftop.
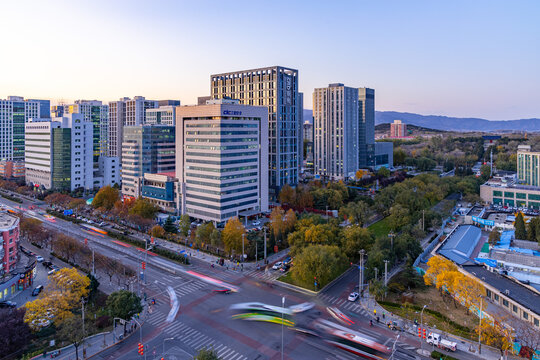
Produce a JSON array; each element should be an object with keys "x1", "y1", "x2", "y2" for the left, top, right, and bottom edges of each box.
[
  {"x1": 438, "y1": 225, "x2": 482, "y2": 265},
  {"x1": 0, "y1": 211, "x2": 19, "y2": 232},
  {"x1": 462, "y1": 265, "x2": 540, "y2": 317}
]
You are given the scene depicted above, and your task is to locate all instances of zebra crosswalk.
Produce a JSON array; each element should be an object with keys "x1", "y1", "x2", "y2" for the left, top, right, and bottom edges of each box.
[
  {"x1": 161, "y1": 320, "x2": 247, "y2": 360},
  {"x1": 245, "y1": 268, "x2": 282, "y2": 282}
]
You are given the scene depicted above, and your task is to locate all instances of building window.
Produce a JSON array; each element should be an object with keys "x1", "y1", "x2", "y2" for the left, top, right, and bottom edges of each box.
[
  {"x1": 494, "y1": 294, "x2": 499, "y2": 301},
  {"x1": 534, "y1": 318, "x2": 539, "y2": 327},
  {"x1": 513, "y1": 305, "x2": 518, "y2": 313},
  {"x1": 502, "y1": 299, "x2": 509, "y2": 307},
  {"x1": 486, "y1": 289, "x2": 492, "y2": 298},
  {"x1": 523, "y1": 312, "x2": 528, "y2": 320}
]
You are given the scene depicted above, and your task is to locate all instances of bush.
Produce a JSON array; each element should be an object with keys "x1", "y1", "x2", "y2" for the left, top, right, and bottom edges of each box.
[
  {"x1": 431, "y1": 350, "x2": 458, "y2": 360},
  {"x1": 0, "y1": 192, "x2": 23, "y2": 203},
  {"x1": 46, "y1": 209, "x2": 82, "y2": 224}
]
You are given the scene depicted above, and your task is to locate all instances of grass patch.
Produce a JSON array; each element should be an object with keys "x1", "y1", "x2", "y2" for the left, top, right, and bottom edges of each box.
[
  {"x1": 431, "y1": 350, "x2": 459, "y2": 360},
  {"x1": 368, "y1": 217, "x2": 391, "y2": 237},
  {"x1": 277, "y1": 271, "x2": 318, "y2": 291}
]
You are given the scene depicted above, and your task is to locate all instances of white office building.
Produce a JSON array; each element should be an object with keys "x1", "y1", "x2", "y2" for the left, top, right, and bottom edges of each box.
[
  {"x1": 176, "y1": 99, "x2": 269, "y2": 223},
  {"x1": 24, "y1": 114, "x2": 94, "y2": 191},
  {"x1": 0, "y1": 96, "x2": 47, "y2": 162},
  {"x1": 25, "y1": 120, "x2": 56, "y2": 189},
  {"x1": 146, "y1": 105, "x2": 177, "y2": 126}
]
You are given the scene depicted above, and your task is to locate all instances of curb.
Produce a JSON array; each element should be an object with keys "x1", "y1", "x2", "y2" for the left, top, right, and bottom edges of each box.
[{"x1": 274, "y1": 279, "x2": 318, "y2": 296}]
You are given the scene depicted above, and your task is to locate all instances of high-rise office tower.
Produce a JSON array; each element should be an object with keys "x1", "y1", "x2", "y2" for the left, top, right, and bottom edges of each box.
[
  {"x1": 358, "y1": 88, "x2": 375, "y2": 168},
  {"x1": 210, "y1": 66, "x2": 300, "y2": 197},
  {"x1": 175, "y1": 99, "x2": 269, "y2": 223},
  {"x1": 0, "y1": 96, "x2": 47, "y2": 162},
  {"x1": 108, "y1": 96, "x2": 158, "y2": 159},
  {"x1": 121, "y1": 125, "x2": 175, "y2": 197},
  {"x1": 313, "y1": 84, "x2": 361, "y2": 180}
]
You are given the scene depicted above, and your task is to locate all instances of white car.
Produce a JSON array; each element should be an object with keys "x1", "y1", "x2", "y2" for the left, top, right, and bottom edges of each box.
[
  {"x1": 36, "y1": 256, "x2": 44, "y2": 262},
  {"x1": 272, "y1": 261, "x2": 283, "y2": 270},
  {"x1": 348, "y1": 292, "x2": 359, "y2": 302},
  {"x1": 252, "y1": 221, "x2": 261, "y2": 226}
]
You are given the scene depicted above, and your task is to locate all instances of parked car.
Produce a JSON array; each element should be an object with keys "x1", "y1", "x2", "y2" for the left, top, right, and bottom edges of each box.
[
  {"x1": 348, "y1": 292, "x2": 359, "y2": 302},
  {"x1": 0, "y1": 301, "x2": 17, "y2": 308},
  {"x1": 32, "y1": 285, "x2": 43, "y2": 296},
  {"x1": 36, "y1": 255, "x2": 44, "y2": 262},
  {"x1": 280, "y1": 264, "x2": 290, "y2": 272},
  {"x1": 283, "y1": 257, "x2": 293, "y2": 266},
  {"x1": 42, "y1": 261, "x2": 53, "y2": 268},
  {"x1": 252, "y1": 221, "x2": 261, "y2": 226},
  {"x1": 272, "y1": 261, "x2": 283, "y2": 270},
  {"x1": 48, "y1": 267, "x2": 59, "y2": 276}
]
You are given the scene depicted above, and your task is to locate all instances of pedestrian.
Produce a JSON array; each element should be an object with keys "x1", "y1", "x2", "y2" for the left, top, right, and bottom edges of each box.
[
  {"x1": 241, "y1": 264, "x2": 243, "y2": 272},
  {"x1": 374, "y1": 309, "x2": 377, "y2": 316},
  {"x1": 376, "y1": 316, "x2": 380, "y2": 323},
  {"x1": 383, "y1": 311, "x2": 385, "y2": 319}
]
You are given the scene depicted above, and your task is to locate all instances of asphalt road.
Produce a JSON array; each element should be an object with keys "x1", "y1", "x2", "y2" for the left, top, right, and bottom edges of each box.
[{"x1": 0, "y1": 195, "x2": 428, "y2": 360}]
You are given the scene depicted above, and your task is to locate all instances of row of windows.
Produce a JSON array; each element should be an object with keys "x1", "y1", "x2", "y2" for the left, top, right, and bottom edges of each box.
[
  {"x1": 185, "y1": 158, "x2": 257, "y2": 166},
  {"x1": 185, "y1": 145, "x2": 258, "y2": 151},
  {"x1": 185, "y1": 165, "x2": 258, "y2": 173},
  {"x1": 185, "y1": 123, "x2": 258, "y2": 128},
  {"x1": 185, "y1": 178, "x2": 257, "y2": 189},
  {"x1": 187, "y1": 192, "x2": 258, "y2": 204},
  {"x1": 186, "y1": 185, "x2": 258, "y2": 196},
  {"x1": 493, "y1": 190, "x2": 540, "y2": 201},
  {"x1": 185, "y1": 171, "x2": 258, "y2": 181},
  {"x1": 185, "y1": 138, "x2": 257, "y2": 143},
  {"x1": 186, "y1": 151, "x2": 258, "y2": 158},
  {"x1": 185, "y1": 131, "x2": 258, "y2": 136},
  {"x1": 185, "y1": 198, "x2": 257, "y2": 211}
]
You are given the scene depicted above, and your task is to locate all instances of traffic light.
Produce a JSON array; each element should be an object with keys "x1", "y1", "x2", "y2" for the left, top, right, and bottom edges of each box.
[
  {"x1": 423, "y1": 328, "x2": 426, "y2": 339},
  {"x1": 138, "y1": 343, "x2": 144, "y2": 355},
  {"x1": 418, "y1": 327, "x2": 422, "y2": 337},
  {"x1": 151, "y1": 237, "x2": 154, "y2": 245},
  {"x1": 142, "y1": 261, "x2": 146, "y2": 270}
]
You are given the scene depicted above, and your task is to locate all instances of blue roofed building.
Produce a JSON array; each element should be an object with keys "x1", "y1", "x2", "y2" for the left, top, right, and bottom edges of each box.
[{"x1": 438, "y1": 225, "x2": 483, "y2": 265}]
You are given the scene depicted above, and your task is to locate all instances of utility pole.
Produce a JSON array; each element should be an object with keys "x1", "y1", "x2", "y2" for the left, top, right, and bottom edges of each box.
[
  {"x1": 388, "y1": 231, "x2": 395, "y2": 250},
  {"x1": 264, "y1": 230, "x2": 267, "y2": 262},
  {"x1": 359, "y1": 250, "x2": 365, "y2": 296},
  {"x1": 384, "y1": 260, "x2": 389, "y2": 286},
  {"x1": 92, "y1": 250, "x2": 95, "y2": 277},
  {"x1": 255, "y1": 236, "x2": 258, "y2": 264},
  {"x1": 478, "y1": 297, "x2": 483, "y2": 354},
  {"x1": 242, "y1": 233, "x2": 245, "y2": 262},
  {"x1": 422, "y1": 210, "x2": 425, "y2": 232},
  {"x1": 281, "y1": 296, "x2": 285, "y2": 360}
]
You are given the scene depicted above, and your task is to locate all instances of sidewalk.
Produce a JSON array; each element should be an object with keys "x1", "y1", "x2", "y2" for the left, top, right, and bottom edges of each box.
[{"x1": 359, "y1": 290, "x2": 515, "y2": 360}]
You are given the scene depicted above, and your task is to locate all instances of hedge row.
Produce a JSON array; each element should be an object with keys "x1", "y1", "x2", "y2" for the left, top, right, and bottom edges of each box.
[
  {"x1": 431, "y1": 350, "x2": 459, "y2": 360},
  {"x1": 378, "y1": 300, "x2": 473, "y2": 335},
  {"x1": 107, "y1": 230, "x2": 190, "y2": 265},
  {"x1": 0, "y1": 192, "x2": 23, "y2": 203},
  {"x1": 46, "y1": 209, "x2": 83, "y2": 224}
]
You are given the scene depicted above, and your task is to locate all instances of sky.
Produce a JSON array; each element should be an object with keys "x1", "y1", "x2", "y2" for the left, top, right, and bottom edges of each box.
[{"x1": 1, "y1": 0, "x2": 539, "y2": 120}]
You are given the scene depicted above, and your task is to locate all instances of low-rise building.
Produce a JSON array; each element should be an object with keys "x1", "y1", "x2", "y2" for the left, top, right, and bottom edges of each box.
[
  {"x1": 0, "y1": 160, "x2": 25, "y2": 179},
  {"x1": 480, "y1": 180, "x2": 540, "y2": 209},
  {"x1": 140, "y1": 172, "x2": 178, "y2": 214},
  {"x1": 0, "y1": 211, "x2": 20, "y2": 274}
]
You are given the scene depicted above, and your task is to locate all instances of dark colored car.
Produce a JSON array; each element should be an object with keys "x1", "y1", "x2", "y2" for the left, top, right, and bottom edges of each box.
[
  {"x1": 42, "y1": 261, "x2": 53, "y2": 268},
  {"x1": 283, "y1": 257, "x2": 293, "y2": 266},
  {"x1": 32, "y1": 285, "x2": 44, "y2": 296},
  {"x1": 0, "y1": 301, "x2": 16, "y2": 308}
]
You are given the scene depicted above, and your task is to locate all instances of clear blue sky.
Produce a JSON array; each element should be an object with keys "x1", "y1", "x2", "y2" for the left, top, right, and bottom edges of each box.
[{"x1": 1, "y1": 0, "x2": 539, "y2": 119}]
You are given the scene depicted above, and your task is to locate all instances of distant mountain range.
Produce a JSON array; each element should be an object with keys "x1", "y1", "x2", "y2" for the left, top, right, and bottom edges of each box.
[{"x1": 303, "y1": 109, "x2": 540, "y2": 132}]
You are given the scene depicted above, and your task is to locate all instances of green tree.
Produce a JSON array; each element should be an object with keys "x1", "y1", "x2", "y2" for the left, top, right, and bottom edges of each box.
[
  {"x1": 196, "y1": 222, "x2": 215, "y2": 247},
  {"x1": 87, "y1": 274, "x2": 100, "y2": 301},
  {"x1": 377, "y1": 167, "x2": 391, "y2": 178},
  {"x1": 179, "y1": 214, "x2": 191, "y2": 237},
  {"x1": 393, "y1": 148, "x2": 406, "y2": 166},
  {"x1": 339, "y1": 201, "x2": 369, "y2": 226},
  {"x1": 194, "y1": 348, "x2": 220, "y2": 360},
  {"x1": 222, "y1": 217, "x2": 245, "y2": 255},
  {"x1": 291, "y1": 245, "x2": 348, "y2": 289},
  {"x1": 58, "y1": 316, "x2": 88, "y2": 360},
  {"x1": 210, "y1": 229, "x2": 222, "y2": 248},
  {"x1": 387, "y1": 204, "x2": 410, "y2": 231},
  {"x1": 341, "y1": 225, "x2": 373, "y2": 260},
  {"x1": 479, "y1": 164, "x2": 492, "y2": 182},
  {"x1": 488, "y1": 229, "x2": 501, "y2": 246},
  {"x1": 527, "y1": 217, "x2": 540, "y2": 243},
  {"x1": 515, "y1": 212, "x2": 527, "y2": 240},
  {"x1": 92, "y1": 185, "x2": 119, "y2": 210},
  {"x1": 163, "y1": 216, "x2": 177, "y2": 234},
  {"x1": 129, "y1": 198, "x2": 159, "y2": 219},
  {"x1": 106, "y1": 290, "x2": 142, "y2": 320}
]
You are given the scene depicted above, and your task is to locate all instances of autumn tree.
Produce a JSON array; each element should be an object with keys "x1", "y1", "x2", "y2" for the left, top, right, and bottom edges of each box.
[
  {"x1": 25, "y1": 268, "x2": 90, "y2": 326},
  {"x1": 283, "y1": 209, "x2": 297, "y2": 234},
  {"x1": 222, "y1": 217, "x2": 245, "y2": 255},
  {"x1": 150, "y1": 225, "x2": 165, "y2": 239},
  {"x1": 0, "y1": 308, "x2": 32, "y2": 358},
  {"x1": 195, "y1": 222, "x2": 215, "y2": 247},
  {"x1": 476, "y1": 320, "x2": 513, "y2": 356},
  {"x1": 453, "y1": 273, "x2": 485, "y2": 309},
  {"x1": 92, "y1": 185, "x2": 120, "y2": 210},
  {"x1": 423, "y1": 255, "x2": 458, "y2": 287},
  {"x1": 515, "y1": 212, "x2": 527, "y2": 239},
  {"x1": 129, "y1": 198, "x2": 159, "y2": 219},
  {"x1": 106, "y1": 290, "x2": 142, "y2": 320},
  {"x1": 339, "y1": 201, "x2": 369, "y2": 226},
  {"x1": 295, "y1": 185, "x2": 314, "y2": 208},
  {"x1": 291, "y1": 245, "x2": 348, "y2": 289},
  {"x1": 67, "y1": 198, "x2": 86, "y2": 212},
  {"x1": 52, "y1": 234, "x2": 82, "y2": 264},
  {"x1": 488, "y1": 229, "x2": 501, "y2": 246},
  {"x1": 278, "y1": 184, "x2": 295, "y2": 205},
  {"x1": 341, "y1": 225, "x2": 373, "y2": 260},
  {"x1": 20, "y1": 217, "x2": 44, "y2": 245},
  {"x1": 269, "y1": 207, "x2": 285, "y2": 241}
]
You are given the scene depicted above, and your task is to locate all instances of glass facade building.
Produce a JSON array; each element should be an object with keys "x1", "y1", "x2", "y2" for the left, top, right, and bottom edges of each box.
[
  {"x1": 52, "y1": 128, "x2": 71, "y2": 190},
  {"x1": 517, "y1": 145, "x2": 540, "y2": 187},
  {"x1": 210, "y1": 66, "x2": 300, "y2": 198}
]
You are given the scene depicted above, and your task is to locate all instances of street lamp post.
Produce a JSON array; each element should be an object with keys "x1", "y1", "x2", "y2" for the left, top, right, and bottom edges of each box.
[
  {"x1": 478, "y1": 296, "x2": 483, "y2": 354},
  {"x1": 162, "y1": 337, "x2": 175, "y2": 357},
  {"x1": 359, "y1": 250, "x2": 365, "y2": 296},
  {"x1": 242, "y1": 233, "x2": 245, "y2": 262},
  {"x1": 281, "y1": 296, "x2": 285, "y2": 360},
  {"x1": 388, "y1": 230, "x2": 395, "y2": 250},
  {"x1": 420, "y1": 305, "x2": 428, "y2": 354}
]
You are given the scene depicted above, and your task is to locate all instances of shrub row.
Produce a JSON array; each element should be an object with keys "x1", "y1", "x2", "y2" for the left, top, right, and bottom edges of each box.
[
  {"x1": 107, "y1": 230, "x2": 190, "y2": 265},
  {"x1": 431, "y1": 350, "x2": 459, "y2": 360},
  {"x1": 46, "y1": 209, "x2": 83, "y2": 224},
  {"x1": 0, "y1": 192, "x2": 23, "y2": 203},
  {"x1": 378, "y1": 300, "x2": 473, "y2": 336}
]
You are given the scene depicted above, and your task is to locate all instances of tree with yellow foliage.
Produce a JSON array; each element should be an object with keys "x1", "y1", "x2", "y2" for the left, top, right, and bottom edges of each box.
[
  {"x1": 476, "y1": 319, "x2": 513, "y2": 357},
  {"x1": 222, "y1": 217, "x2": 245, "y2": 255},
  {"x1": 453, "y1": 273, "x2": 485, "y2": 310},
  {"x1": 24, "y1": 268, "x2": 90, "y2": 329},
  {"x1": 269, "y1": 207, "x2": 285, "y2": 241},
  {"x1": 423, "y1": 255, "x2": 458, "y2": 286}
]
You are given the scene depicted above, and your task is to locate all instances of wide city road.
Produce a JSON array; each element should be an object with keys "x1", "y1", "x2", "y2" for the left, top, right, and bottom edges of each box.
[{"x1": 1, "y1": 195, "x2": 425, "y2": 360}]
